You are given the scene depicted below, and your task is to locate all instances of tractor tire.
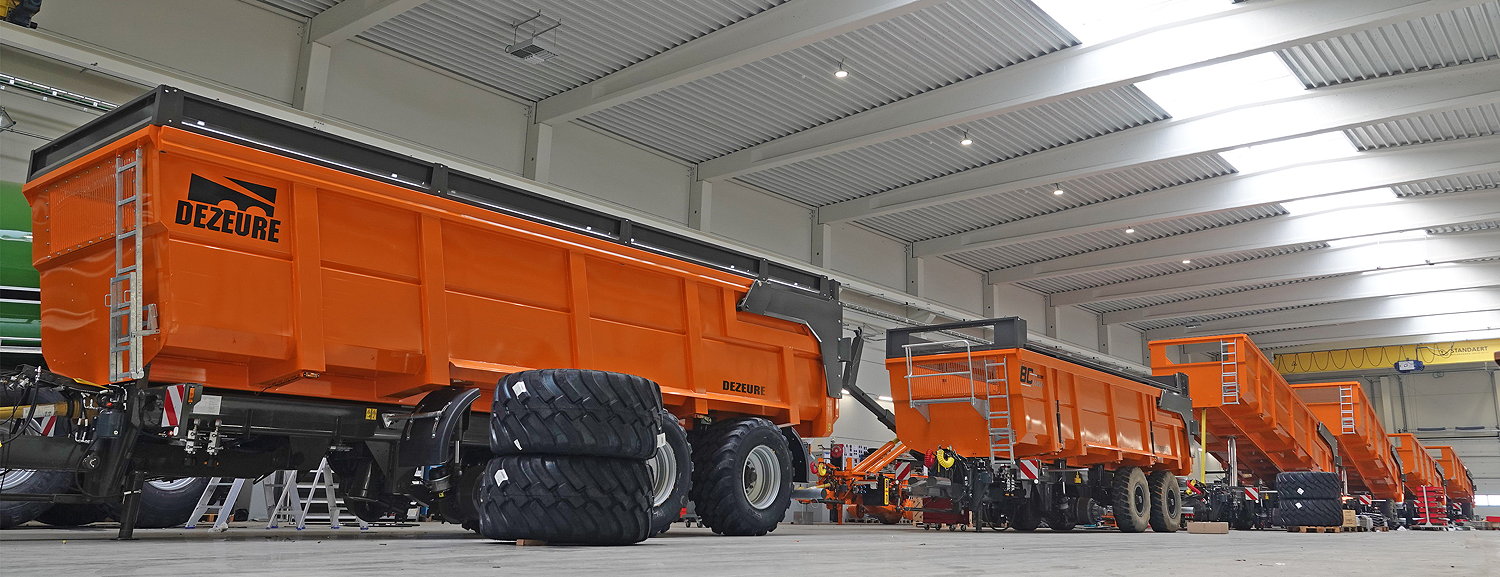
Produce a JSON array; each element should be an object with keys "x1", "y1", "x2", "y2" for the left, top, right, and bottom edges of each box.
[
  {"x1": 1147, "y1": 470, "x2": 1183, "y2": 533},
  {"x1": 0, "y1": 386, "x2": 74, "y2": 529},
  {"x1": 1273, "y1": 498, "x2": 1343, "y2": 527},
  {"x1": 647, "y1": 409, "x2": 691, "y2": 537},
  {"x1": 688, "y1": 417, "x2": 793, "y2": 536},
  {"x1": 107, "y1": 477, "x2": 211, "y2": 529},
  {"x1": 1111, "y1": 467, "x2": 1151, "y2": 533},
  {"x1": 1275, "y1": 471, "x2": 1341, "y2": 500},
  {"x1": 490, "y1": 369, "x2": 662, "y2": 460},
  {"x1": 476, "y1": 455, "x2": 651, "y2": 545}
]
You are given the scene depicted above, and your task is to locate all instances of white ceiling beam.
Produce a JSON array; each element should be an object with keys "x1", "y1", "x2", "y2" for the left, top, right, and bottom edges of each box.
[
  {"x1": 697, "y1": 0, "x2": 1469, "y2": 181},
  {"x1": 1050, "y1": 231, "x2": 1500, "y2": 306},
  {"x1": 1181, "y1": 288, "x2": 1500, "y2": 335},
  {"x1": 1249, "y1": 310, "x2": 1500, "y2": 349},
  {"x1": 989, "y1": 188, "x2": 1500, "y2": 283},
  {"x1": 309, "y1": 0, "x2": 428, "y2": 45},
  {"x1": 902, "y1": 72, "x2": 1500, "y2": 252},
  {"x1": 536, "y1": 0, "x2": 942, "y2": 124},
  {"x1": 1100, "y1": 261, "x2": 1500, "y2": 324},
  {"x1": 841, "y1": 59, "x2": 1500, "y2": 227}
]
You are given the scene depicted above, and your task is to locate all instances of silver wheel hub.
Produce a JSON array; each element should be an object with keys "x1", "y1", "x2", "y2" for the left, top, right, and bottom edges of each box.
[
  {"x1": 647, "y1": 442, "x2": 677, "y2": 508},
  {"x1": 149, "y1": 478, "x2": 199, "y2": 491},
  {"x1": 743, "y1": 445, "x2": 781, "y2": 510},
  {"x1": 0, "y1": 468, "x2": 38, "y2": 491}
]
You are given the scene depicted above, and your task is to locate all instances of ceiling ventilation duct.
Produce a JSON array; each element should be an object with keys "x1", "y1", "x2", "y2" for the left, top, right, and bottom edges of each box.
[{"x1": 506, "y1": 12, "x2": 562, "y2": 64}]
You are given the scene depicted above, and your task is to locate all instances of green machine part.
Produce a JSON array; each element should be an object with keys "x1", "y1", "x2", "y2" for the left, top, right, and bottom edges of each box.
[{"x1": 1, "y1": 180, "x2": 42, "y2": 362}]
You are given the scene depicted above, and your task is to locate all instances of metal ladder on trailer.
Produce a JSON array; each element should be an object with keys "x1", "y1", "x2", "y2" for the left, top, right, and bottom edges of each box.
[
  {"x1": 983, "y1": 358, "x2": 1015, "y2": 467},
  {"x1": 902, "y1": 341, "x2": 1016, "y2": 468},
  {"x1": 1338, "y1": 383, "x2": 1357, "y2": 434},
  {"x1": 108, "y1": 147, "x2": 157, "y2": 382},
  {"x1": 1219, "y1": 339, "x2": 1240, "y2": 405}
]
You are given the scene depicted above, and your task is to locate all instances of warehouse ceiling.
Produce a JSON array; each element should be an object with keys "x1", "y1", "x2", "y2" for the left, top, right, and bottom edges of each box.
[{"x1": 248, "y1": 0, "x2": 1500, "y2": 350}]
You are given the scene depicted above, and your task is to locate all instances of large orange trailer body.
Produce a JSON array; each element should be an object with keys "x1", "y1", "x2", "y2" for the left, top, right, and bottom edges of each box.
[
  {"x1": 25, "y1": 119, "x2": 836, "y2": 437},
  {"x1": 1290, "y1": 382, "x2": 1403, "y2": 501},
  {"x1": 887, "y1": 326, "x2": 1192, "y2": 476},
  {"x1": 1389, "y1": 433, "x2": 1444, "y2": 493},
  {"x1": 1149, "y1": 335, "x2": 1336, "y2": 484},
  {"x1": 1429, "y1": 446, "x2": 1475, "y2": 503}
]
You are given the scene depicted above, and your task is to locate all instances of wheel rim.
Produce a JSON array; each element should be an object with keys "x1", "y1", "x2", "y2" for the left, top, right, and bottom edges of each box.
[
  {"x1": 0, "y1": 468, "x2": 38, "y2": 491},
  {"x1": 647, "y1": 441, "x2": 677, "y2": 507},
  {"x1": 149, "y1": 478, "x2": 199, "y2": 491},
  {"x1": 743, "y1": 445, "x2": 781, "y2": 510},
  {"x1": 1134, "y1": 484, "x2": 1148, "y2": 514}
]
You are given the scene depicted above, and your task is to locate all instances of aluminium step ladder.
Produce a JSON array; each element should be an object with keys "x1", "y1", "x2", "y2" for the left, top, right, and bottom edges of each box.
[
  {"x1": 184, "y1": 477, "x2": 250, "y2": 531},
  {"x1": 265, "y1": 457, "x2": 368, "y2": 530}
]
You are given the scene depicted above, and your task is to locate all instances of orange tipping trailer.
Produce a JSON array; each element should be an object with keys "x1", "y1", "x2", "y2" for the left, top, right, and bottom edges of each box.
[
  {"x1": 5, "y1": 86, "x2": 857, "y2": 538},
  {"x1": 1149, "y1": 335, "x2": 1338, "y2": 530},
  {"x1": 882, "y1": 318, "x2": 1196, "y2": 533},
  {"x1": 1291, "y1": 382, "x2": 1403, "y2": 502},
  {"x1": 1428, "y1": 446, "x2": 1476, "y2": 519},
  {"x1": 1389, "y1": 433, "x2": 1445, "y2": 493},
  {"x1": 1428, "y1": 446, "x2": 1475, "y2": 503},
  {"x1": 1148, "y1": 335, "x2": 1338, "y2": 483}
]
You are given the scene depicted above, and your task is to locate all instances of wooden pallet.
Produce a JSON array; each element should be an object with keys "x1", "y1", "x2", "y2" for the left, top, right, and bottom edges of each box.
[{"x1": 1286, "y1": 526, "x2": 1342, "y2": 533}]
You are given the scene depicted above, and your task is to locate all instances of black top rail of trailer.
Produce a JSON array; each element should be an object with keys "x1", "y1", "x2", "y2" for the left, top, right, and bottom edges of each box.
[
  {"x1": 28, "y1": 86, "x2": 837, "y2": 300},
  {"x1": 885, "y1": 317, "x2": 1190, "y2": 398}
]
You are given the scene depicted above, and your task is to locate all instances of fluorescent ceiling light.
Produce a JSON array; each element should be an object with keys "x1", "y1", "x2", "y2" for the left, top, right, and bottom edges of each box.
[
  {"x1": 1033, "y1": 0, "x2": 1234, "y2": 44},
  {"x1": 1220, "y1": 132, "x2": 1359, "y2": 174},
  {"x1": 1136, "y1": 53, "x2": 1304, "y2": 118},
  {"x1": 1281, "y1": 188, "x2": 1398, "y2": 216},
  {"x1": 877, "y1": 395, "x2": 894, "y2": 402},
  {"x1": 1325, "y1": 229, "x2": 1428, "y2": 249}
]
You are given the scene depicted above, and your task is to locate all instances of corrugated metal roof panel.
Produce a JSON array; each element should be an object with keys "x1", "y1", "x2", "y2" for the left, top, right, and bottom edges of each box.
[
  {"x1": 1392, "y1": 170, "x2": 1500, "y2": 196},
  {"x1": 1127, "y1": 304, "x2": 1327, "y2": 332},
  {"x1": 249, "y1": 0, "x2": 336, "y2": 18},
  {"x1": 362, "y1": 0, "x2": 785, "y2": 102},
  {"x1": 1277, "y1": 1, "x2": 1500, "y2": 88},
  {"x1": 1345, "y1": 103, "x2": 1500, "y2": 149},
  {"x1": 1428, "y1": 220, "x2": 1500, "y2": 234},
  {"x1": 1018, "y1": 242, "x2": 1329, "y2": 294},
  {"x1": 581, "y1": 0, "x2": 1075, "y2": 163},
  {"x1": 1080, "y1": 274, "x2": 1348, "y2": 314},
  {"x1": 733, "y1": 86, "x2": 1166, "y2": 207},
  {"x1": 947, "y1": 204, "x2": 1286, "y2": 272},
  {"x1": 855, "y1": 153, "x2": 1233, "y2": 242}
]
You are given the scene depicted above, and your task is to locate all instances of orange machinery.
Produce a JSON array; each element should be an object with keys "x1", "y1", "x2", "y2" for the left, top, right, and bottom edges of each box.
[
  {"x1": 9, "y1": 86, "x2": 855, "y2": 537},
  {"x1": 1428, "y1": 445, "x2": 1476, "y2": 519},
  {"x1": 1428, "y1": 446, "x2": 1475, "y2": 505},
  {"x1": 24, "y1": 98, "x2": 840, "y2": 435},
  {"x1": 1290, "y1": 382, "x2": 1403, "y2": 503},
  {"x1": 884, "y1": 318, "x2": 1195, "y2": 533},
  {"x1": 1389, "y1": 433, "x2": 1445, "y2": 494},
  {"x1": 804, "y1": 439, "x2": 913, "y2": 524},
  {"x1": 1150, "y1": 335, "x2": 1337, "y2": 484}
]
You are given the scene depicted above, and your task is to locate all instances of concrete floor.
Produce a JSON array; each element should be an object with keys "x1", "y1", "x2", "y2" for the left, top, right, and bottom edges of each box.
[{"x1": 2, "y1": 523, "x2": 1497, "y2": 576}]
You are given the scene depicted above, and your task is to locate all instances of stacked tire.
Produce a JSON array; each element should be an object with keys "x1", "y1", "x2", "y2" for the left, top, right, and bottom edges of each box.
[
  {"x1": 1271, "y1": 471, "x2": 1343, "y2": 527},
  {"x1": 478, "y1": 369, "x2": 686, "y2": 545}
]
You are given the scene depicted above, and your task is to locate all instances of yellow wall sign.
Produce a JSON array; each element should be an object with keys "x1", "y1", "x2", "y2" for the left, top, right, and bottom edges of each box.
[{"x1": 1275, "y1": 338, "x2": 1500, "y2": 375}]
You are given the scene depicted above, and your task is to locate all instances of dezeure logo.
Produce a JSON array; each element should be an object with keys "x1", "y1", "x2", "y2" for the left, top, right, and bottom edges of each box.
[{"x1": 174, "y1": 174, "x2": 282, "y2": 242}]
